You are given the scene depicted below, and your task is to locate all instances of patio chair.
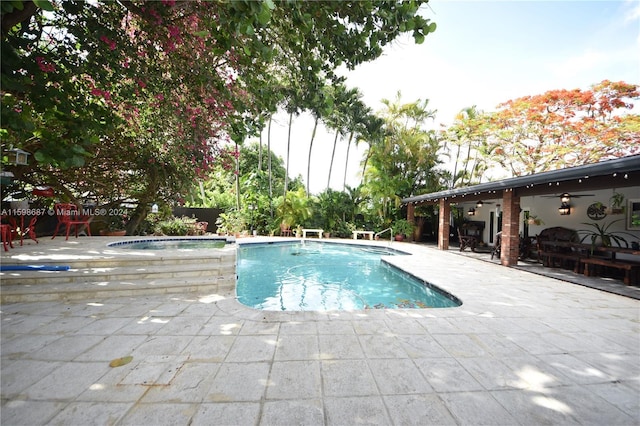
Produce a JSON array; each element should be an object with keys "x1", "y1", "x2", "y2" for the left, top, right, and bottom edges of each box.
[
  {"x1": 491, "y1": 232, "x2": 501, "y2": 259},
  {"x1": 8, "y1": 215, "x2": 39, "y2": 245},
  {"x1": 457, "y1": 227, "x2": 477, "y2": 252},
  {"x1": 195, "y1": 221, "x2": 208, "y2": 235},
  {"x1": 280, "y1": 223, "x2": 292, "y2": 237},
  {"x1": 1, "y1": 224, "x2": 13, "y2": 251},
  {"x1": 51, "y1": 203, "x2": 92, "y2": 240}
]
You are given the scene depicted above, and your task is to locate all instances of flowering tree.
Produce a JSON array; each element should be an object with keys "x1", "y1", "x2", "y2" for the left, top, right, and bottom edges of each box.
[
  {"x1": 1, "y1": 0, "x2": 437, "y2": 231},
  {"x1": 485, "y1": 80, "x2": 639, "y2": 175}
]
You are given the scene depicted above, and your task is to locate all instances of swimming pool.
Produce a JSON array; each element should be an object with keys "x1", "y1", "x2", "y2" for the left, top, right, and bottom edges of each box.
[
  {"x1": 237, "y1": 241, "x2": 461, "y2": 311},
  {"x1": 108, "y1": 238, "x2": 228, "y2": 250}
]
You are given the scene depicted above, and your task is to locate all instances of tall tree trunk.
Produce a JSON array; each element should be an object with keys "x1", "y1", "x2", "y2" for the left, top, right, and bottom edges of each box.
[
  {"x1": 258, "y1": 131, "x2": 263, "y2": 171},
  {"x1": 235, "y1": 141, "x2": 241, "y2": 210},
  {"x1": 306, "y1": 117, "x2": 319, "y2": 196},
  {"x1": 268, "y1": 118, "x2": 273, "y2": 218},
  {"x1": 342, "y1": 132, "x2": 354, "y2": 190},
  {"x1": 360, "y1": 146, "x2": 371, "y2": 187},
  {"x1": 327, "y1": 129, "x2": 339, "y2": 190},
  {"x1": 451, "y1": 144, "x2": 461, "y2": 189},
  {"x1": 284, "y1": 111, "x2": 293, "y2": 197},
  {"x1": 462, "y1": 142, "x2": 472, "y2": 186}
]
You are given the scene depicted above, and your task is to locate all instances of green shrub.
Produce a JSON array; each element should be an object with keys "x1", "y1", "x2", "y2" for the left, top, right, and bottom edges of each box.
[{"x1": 155, "y1": 216, "x2": 196, "y2": 236}]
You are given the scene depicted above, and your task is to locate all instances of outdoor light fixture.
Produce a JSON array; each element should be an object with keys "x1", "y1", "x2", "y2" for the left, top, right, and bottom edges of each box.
[
  {"x1": 6, "y1": 148, "x2": 30, "y2": 165},
  {"x1": 560, "y1": 193, "x2": 571, "y2": 204},
  {"x1": 151, "y1": 203, "x2": 159, "y2": 213},
  {"x1": 467, "y1": 208, "x2": 476, "y2": 216},
  {"x1": 558, "y1": 203, "x2": 571, "y2": 215},
  {"x1": 476, "y1": 200, "x2": 484, "y2": 208}
]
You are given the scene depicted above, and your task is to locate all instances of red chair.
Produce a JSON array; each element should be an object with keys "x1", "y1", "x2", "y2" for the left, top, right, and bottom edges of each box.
[
  {"x1": 280, "y1": 223, "x2": 292, "y2": 237},
  {"x1": 1, "y1": 224, "x2": 13, "y2": 251},
  {"x1": 7, "y1": 215, "x2": 38, "y2": 246},
  {"x1": 51, "y1": 203, "x2": 92, "y2": 240}
]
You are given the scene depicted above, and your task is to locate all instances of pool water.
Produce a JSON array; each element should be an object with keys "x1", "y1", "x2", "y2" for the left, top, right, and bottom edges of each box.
[
  {"x1": 110, "y1": 239, "x2": 226, "y2": 250},
  {"x1": 237, "y1": 242, "x2": 460, "y2": 311}
]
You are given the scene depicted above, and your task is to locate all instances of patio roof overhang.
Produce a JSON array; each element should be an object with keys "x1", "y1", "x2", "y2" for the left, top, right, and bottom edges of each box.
[{"x1": 402, "y1": 154, "x2": 640, "y2": 205}]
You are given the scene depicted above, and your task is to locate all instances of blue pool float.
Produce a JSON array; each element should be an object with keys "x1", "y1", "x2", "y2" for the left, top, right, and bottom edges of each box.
[{"x1": 0, "y1": 265, "x2": 70, "y2": 271}]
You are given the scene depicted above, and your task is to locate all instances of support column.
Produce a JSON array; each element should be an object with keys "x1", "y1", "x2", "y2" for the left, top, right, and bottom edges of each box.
[
  {"x1": 501, "y1": 189, "x2": 520, "y2": 266},
  {"x1": 407, "y1": 203, "x2": 415, "y2": 242},
  {"x1": 438, "y1": 199, "x2": 450, "y2": 250}
]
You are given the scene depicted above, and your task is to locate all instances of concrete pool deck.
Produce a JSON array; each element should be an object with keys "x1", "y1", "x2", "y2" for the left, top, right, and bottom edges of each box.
[{"x1": 1, "y1": 236, "x2": 639, "y2": 425}]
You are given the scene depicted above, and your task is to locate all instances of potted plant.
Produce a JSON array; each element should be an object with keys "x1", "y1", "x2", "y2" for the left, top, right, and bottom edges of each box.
[
  {"x1": 101, "y1": 212, "x2": 129, "y2": 236},
  {"x1": 215, "y1": 210, "x2": 245, "y2": 236},
  {"x1": 526, "y1": 215, "x2": 544, "y2": 226},
  {"x1": 608, "y1": 192, "x2": 625, "y2": 215},
  {"x1": 393, "y1": 219, "x2": 414, "y2": 241},
  {"x1": 577, "y1": 219, "x2": 636, "y2": 249}
]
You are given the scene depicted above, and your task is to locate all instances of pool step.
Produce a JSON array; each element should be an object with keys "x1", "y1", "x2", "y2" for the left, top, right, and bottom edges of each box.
[
  {"x1": 0, "y1": 263, "x2": 235, "y2": 285},
  {"x1": 0, "y1": 275, "x2": 236, "y2": 303},
  {"x1": 0, "y1": 251, "x2": 237, "y2": 303}
]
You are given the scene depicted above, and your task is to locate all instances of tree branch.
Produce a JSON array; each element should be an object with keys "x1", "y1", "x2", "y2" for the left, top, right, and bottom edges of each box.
[{"x1": 1, "y1": 0, "x2": 38, "y2": 37}]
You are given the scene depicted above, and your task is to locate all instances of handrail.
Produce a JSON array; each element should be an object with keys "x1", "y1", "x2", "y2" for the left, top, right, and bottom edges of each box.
[{"x1": 375, "y1": 227, "x2": 393, "y2": 242}]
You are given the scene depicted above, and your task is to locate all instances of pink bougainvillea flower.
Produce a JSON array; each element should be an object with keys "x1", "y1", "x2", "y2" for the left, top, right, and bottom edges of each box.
[
  {"x1": 35, "y1": 56, "x2": 56, "y2": 73},
  {"x1": 168, "y1": 25, "x2": 180, "y2": 38},
  {"x1": 99, "y1": 35, "x2": 117, "y2": 50}
]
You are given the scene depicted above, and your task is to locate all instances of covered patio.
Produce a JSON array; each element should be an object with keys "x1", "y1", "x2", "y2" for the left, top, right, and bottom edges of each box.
[{"x1": 402, "y1": 155, "x2": 640, "y2": 275}]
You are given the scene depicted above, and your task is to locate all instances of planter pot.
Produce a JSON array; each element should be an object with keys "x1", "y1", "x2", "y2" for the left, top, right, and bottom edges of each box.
[
  {"x1": 323, "y1": 232, "x2": 331, "y2": 238},
  {"x1": 394, "y1": 234, "x2": 404, "y2": 241},
  {"x1": 100, "y1": 230, "x2": 126, "y2": 236}
]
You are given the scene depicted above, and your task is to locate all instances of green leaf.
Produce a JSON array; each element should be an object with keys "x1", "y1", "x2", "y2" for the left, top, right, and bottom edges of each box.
[
  {"x1": 413, "y1": 31, "x2": 425, "y2": 44},
  {"x1": 34, "y1": 151, "x2": 47, "y2": 162},
  {"x1": 264, "y1": 0, "x2": 275, "y2": 10},
  {"x1": 10, "y1": 0, "x2": 23, "y2": 11},
  {"x1": 428, "y1": 22, "x2": 437, "y2": 33},
  {"x1": 33, "y1": 0, "x2": 55, "y2": 11},
  {"x1": 109, "y1": 356, "x2": 133, "y2": 368},
  {"x1": 257, "y1": 5, "x2": 271, "y2": 26}
]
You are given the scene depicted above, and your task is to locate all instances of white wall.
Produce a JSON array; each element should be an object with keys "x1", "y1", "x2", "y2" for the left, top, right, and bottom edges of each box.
[{"x1": 460, "y1": 187, "x2": 640, "y2": 247}]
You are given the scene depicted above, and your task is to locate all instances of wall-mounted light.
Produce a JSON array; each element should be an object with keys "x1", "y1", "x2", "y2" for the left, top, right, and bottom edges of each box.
[
  {"x1": 476, "y1": 200, "x2": 483, "y2": 208},
  {"x1": 151, "y1": 203, "x2": 159, "y2": 213},
  {"x1": 560, "y1": 193, "x2": 571, "y2": 204},
  {"x1": 467, "y1": 208, "x2": 476, "y2": 216},
  {"x1": 558, "y1": 203, "x2": 570, "y2": 215}
]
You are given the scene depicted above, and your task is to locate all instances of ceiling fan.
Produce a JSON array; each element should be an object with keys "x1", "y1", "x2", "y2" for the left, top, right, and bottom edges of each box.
[
  {"x1": 474, "y1": 200, "x2": 497, "y2": 207},
  {"x1": 541, "y1": 192, "x2": 595, "y2": 199}
]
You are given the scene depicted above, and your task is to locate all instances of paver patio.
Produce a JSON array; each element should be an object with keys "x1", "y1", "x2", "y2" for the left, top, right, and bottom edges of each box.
[{"x1": 1, "y1": 237, "x2": 638, "y2": 425}]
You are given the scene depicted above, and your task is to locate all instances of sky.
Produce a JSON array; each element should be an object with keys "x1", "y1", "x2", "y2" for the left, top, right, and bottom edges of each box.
[{"x1": 260, "y1": 0, "x2": 640, "y2": 195}]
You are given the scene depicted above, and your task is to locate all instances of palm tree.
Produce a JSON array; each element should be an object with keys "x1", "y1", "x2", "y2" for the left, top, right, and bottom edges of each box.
[
  {"x1": 341, "y1": 92, "x2": 370, "y2": 190},
  {"x1": 282, "y1": 86, "x2": 304, "y2": 198},
  {"x1": 359, "y1": 115, "x2": 386, "y2": 186},
  {"x1": 306, "y1": 86, "x2": 332, "y2": 196},
  {"x1": 325, "y1": 84, "x2": 356, "y2": 191}
]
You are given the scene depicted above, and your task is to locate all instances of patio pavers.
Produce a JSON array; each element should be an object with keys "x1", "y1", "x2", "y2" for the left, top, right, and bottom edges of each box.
[{"x1": 1, "y1": 237, "x2": 639, "y2": 425}]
